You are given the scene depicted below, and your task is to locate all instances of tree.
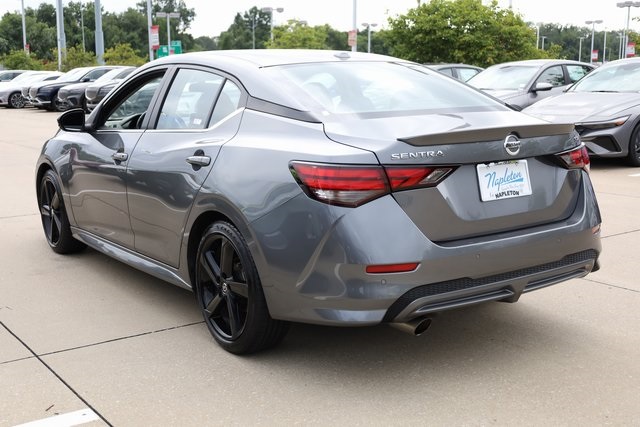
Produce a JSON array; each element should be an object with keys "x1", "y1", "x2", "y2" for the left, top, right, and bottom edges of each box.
[
  {"x1": 59, "y1": 45, "x2": 96, "y2": 70},
  {"x1": 218, "y1": 8, "x2": 271, "y2": 50},
  {"x1": 267, "y1": 21, "x2": 328, "y2": 49},
  {"x1": 0, "y1": 50, "x2": 43, "y2": 69},
  {"x1": 102, "y1": 8, "x2": 148, "y2": 58},
  {"x1": 386, "y1": 0, "x2": 539, "y2": 67},
  {"x1": 193, "y1": 36, "x2": 217, "y2": 51},
  {"x1": 103, "y1": 43, "x2": 147, "y2": 66}
]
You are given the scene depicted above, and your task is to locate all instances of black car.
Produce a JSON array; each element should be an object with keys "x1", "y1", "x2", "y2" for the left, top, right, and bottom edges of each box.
[
  {"x1": 59, "y1": 66, "x2": 134, "y2": 112},
  {"x1": 29, "y1": 66, "x2": 117, "y2": 111},
  {"x1": 84, "y1": 67, "x2": 136, "y2": 112}
]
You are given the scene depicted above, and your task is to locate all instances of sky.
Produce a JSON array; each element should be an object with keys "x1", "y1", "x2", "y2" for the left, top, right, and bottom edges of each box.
[{"x1": 2, "y1": 0, "x2": 640, "y2": 38}]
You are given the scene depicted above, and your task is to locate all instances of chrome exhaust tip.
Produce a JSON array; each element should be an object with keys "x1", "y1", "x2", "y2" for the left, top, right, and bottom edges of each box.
[{"x1": 389, "y1": 316, "x2": 433, "y2": 336}]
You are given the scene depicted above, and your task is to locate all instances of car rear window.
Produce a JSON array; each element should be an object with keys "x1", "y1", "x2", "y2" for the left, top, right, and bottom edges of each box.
[{"x1": 265, "y1": 62, "x2": 505, "y2": 117}]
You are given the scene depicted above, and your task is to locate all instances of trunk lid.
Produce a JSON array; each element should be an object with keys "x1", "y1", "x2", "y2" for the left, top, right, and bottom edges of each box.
[{"x1": 323, "y1": 110, "x2": 582, "y2": 242}]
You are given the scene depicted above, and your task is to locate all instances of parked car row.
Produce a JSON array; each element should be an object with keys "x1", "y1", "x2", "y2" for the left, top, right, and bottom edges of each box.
[{"x1": 1, "y1": 65, "x2": 134, "y2": 113}]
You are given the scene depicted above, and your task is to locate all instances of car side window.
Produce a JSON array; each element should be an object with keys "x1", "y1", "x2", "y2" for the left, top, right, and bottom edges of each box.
[
  {"x1": 438, "y1": 68, "x2": 455, "y2": 77},
  {"x1": 100, "y1": 76, "x2": 164, "y2": 130},
  {"x1": 458, "y1": 68, "x2": 480, "y2": 82},
  {"x1": 536, "y1": 65, "x2": 565, "y2": 87},
  {"x1": 157, "y1": 69, "x2": 225, "y2": 130},
  {"x1": 567, "y1": 65, "x2": 591, "y2": 83},
  {"x1": 85, "y1": 69, "x2": 110, "y2": 81},
  {"x1": 208, "y1": 80, "x2": 241, "y2": 127}
]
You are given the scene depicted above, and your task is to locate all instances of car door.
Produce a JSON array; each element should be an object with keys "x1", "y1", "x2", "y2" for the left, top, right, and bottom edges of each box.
[
  {"x1": 126, "y1": 67, "x2": 244, "y2": 267},
  {"x1": 525, "y1": 64, "x2": 566, "y2": 107},
  {"x1": 66, "y1": 69, "x2": 167, "y2": 248}
]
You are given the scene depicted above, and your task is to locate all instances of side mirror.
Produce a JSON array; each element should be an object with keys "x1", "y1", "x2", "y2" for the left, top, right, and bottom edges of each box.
[
  {"x1": 532, "y1": 82, "x2": 553, "y2": 92},
  {"x1": 57, "y1": 108, "x2": 86, "y2": 132}
]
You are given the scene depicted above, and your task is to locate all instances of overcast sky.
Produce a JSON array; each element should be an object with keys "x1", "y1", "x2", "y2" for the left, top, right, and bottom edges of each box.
[{"x1": 2, "y1": 0, "x2": 639, "y2": 38}]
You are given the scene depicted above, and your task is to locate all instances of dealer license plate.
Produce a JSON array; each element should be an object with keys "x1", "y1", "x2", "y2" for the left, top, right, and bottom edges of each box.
[{"x1": 476, "y1": 160, "x2": 532, "y2": 202}]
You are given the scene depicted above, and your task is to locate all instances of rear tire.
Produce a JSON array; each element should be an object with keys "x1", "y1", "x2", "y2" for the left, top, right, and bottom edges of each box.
[
  {"x1": 627, "y1": 126, "x2": 640, "y2": 167},
  {"x1": 195, "y1": 221, "x2": 289, "y2": 354},
  {"x1": 38, "y1": 170, "x2": 86, "y2": 254}
]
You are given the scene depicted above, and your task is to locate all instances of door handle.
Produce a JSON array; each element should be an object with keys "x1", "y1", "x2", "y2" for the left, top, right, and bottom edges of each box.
[
  {"x1": 112, "y1": 152, "x2": 128, "y2": 162},
  {"x1": 186, "y1": 155, "x2": 211, "y2": 167}
]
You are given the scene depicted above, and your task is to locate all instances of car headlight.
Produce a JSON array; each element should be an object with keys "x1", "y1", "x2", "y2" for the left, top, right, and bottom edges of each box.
[{"x1": 576, "y1": 115, "x2": 630, "y2": 130}]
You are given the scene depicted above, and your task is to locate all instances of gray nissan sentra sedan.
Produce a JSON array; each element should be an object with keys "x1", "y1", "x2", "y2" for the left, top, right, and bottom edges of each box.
[{"x1": 36, "y1": 50, "x2": 602, "y2": 354}]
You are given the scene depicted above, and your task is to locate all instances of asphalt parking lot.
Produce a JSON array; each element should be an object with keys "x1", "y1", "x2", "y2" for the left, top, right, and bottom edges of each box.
[{"x1": 1, "y1": 107, "x2": 639, "y2": 426}]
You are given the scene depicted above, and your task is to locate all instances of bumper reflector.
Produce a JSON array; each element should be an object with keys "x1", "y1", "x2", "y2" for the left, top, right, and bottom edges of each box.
[{"x1": 366, "y1": 262, "x2": 419, "y2": 274}]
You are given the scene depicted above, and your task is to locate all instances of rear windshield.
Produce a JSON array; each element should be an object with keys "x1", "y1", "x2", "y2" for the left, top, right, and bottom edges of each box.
[{"x1": 264, "y1": 62, "x2": 506, "y2": 117}]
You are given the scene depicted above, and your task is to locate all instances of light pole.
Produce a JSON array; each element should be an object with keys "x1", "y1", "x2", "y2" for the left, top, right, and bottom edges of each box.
[
  {"x1": 536, "y1": 24, "x2": 540, "y2": 49},
  {"x1": 252, "y1": 14, "x2": 256, "y2": 49},
  {"x1": 617, "y1": 2, "x2": 640, "y2": 58},
  {"x1": 80, "y1": 4, "x2": 85, "y2": 51},
  {"x1": 361, "y1": 22, "x2": 377, "y2": 53},
  {"x1": 156, "y1": 11, "x2": 180, "y2": 54},
  {"x1": 603, "y1": 28, "x2": 607, "y2": 63},
  {"x1": 541, "y1": 36, "x2": 547, "y2": 50},
  {"x1": 617, "y1": 32, "x2": 624, "y2": 59},
  {"x1": 585, "y1": 20, "x2": 603, "y2": 64},
  {"x1": 578, "y1": 36, "x2": 585, "y2": 62},
  {"x1": 261, "y1": 7, "x2": 284, "y2": 42},
  {"x1": 146, "y1": 0, "x2": 153, "y2": 61},
  {"x1": 352, "y1": 0, "x2": 357, "y2": 52},
  {"x1": 20, "y1": 0, "x2": 27, "y2": 55}
]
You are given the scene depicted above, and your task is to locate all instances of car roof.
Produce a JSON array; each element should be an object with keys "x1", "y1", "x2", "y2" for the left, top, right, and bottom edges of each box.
[
  {"x1": 134, "y1": 49, "x2": 413, "y2": 113},
  {"x1": 489, "y1": 59, "x2": 592, "y2": 68}
]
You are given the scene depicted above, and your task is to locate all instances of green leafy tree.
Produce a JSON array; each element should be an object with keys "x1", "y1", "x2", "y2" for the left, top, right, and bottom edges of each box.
[
  {"x1": 218, "y1": 8, "x2": 271, "y2": 50},
  {"x1": 59, "y1": 45, "x2": 96, "y2": 70},
  {"x1": 386, "y1": 0, "x2": 539, "y2": 67},
  {"x1": 103, "y1": 43, "x2": 147, "y2": 66},
  {"x1": 193, "y1": 36, "x2": 217, "y2": 51},
  {"x1": 0, "y1": 50, "x2": 44, "y2": 69},
  {"x1": 137, "y1": 0, "x2": 196, "y2": 52},
  {"x1": 267, "y1": 21, "x2": 328, "y2": 49},
  {"x1": 103, "y1": 8, "x2": 149, "y2": 58}
]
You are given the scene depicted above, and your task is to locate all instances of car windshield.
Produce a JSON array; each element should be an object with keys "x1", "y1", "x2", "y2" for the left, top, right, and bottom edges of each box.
[
  {"x1": 467, "y1": 65, "x2": 539, "y2": 90},
  {"x1": 265, "y1": 61, "x2": 505, "y2": 117},
  {"x1": 570, "y1": 61, "x2": 640, "y2": 92},
  {"x1": 94, "y1": 67, "x2": 134, "y2": 83},
  {"x1": 58, "y1": 67, "x2": 91, "y2": 82}
]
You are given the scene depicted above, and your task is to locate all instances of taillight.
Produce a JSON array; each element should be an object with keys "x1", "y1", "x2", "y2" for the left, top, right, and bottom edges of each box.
[
  {"x1": 385, "y1": 166, "x2": 455, "y2": 191},
  {"x1": 290, "y1": 161, "x2": 456, "y2": 207},
  {"x1": 557, "y1": 145, "x2": 590, "y2": 172},
  {"x1": 290, "y1": 162, "x2": 389, "y2": 207}
]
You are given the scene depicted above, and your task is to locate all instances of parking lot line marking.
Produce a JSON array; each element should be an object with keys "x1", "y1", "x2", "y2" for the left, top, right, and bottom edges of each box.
[
  {"x1": 13, "y1": 408, "x2": 100, "y2": 427},
  {"x1": 629, "y1": 173, "x2": 640, "y2": 177}
]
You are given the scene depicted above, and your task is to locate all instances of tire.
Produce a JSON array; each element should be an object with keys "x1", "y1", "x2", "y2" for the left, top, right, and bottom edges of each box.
[
  {"x1": 38, "y1": 170, "x2": 86, "y2": 254},
  {"x1": 8, "y1": 92, "x2": 25, "y2": 109},
  {"x1": 195, "y1": 221, "x2": 289, "y2": 354},
  {"x1": 627, "y1": 125, "x2": 640, "y2": 167}
]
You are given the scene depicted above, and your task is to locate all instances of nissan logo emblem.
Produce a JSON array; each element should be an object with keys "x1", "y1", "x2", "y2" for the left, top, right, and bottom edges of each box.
[{"x1": 504, "y1": 134, "x2": 521, "y2": 156}]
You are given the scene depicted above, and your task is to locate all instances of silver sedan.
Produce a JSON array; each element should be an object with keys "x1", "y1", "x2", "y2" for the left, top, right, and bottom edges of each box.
[{"x1": 524, "y1": 57, "x2": 640, "y2": 166}]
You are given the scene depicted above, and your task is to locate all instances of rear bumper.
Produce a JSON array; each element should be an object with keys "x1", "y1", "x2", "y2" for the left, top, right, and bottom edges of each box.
[{"x1": 254, "y1": 172, "x2": 601, "y2": 326}]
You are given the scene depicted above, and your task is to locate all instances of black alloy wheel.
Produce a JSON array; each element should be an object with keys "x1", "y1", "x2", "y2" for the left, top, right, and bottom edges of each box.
[
  {"x1": 38, "y1": 170, "x2": 86, "y2": 254},
  {"x1": 195, "y1": 221, "x2": 288, "y2": 354},
  {"x1": 628, "y1": 126, "x2": 640, "y2": 167},
  {"x1": 8, "y1": 92, "x2": 25, "y2": 108}
]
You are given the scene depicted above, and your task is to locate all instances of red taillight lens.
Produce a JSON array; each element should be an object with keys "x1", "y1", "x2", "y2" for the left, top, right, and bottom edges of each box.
[
  {"x1": 557, "y1": 145, "x2": 590, "y2": 172},
  {"x1": 385, "y1": 166, "x2": 455, "y2": 191},
  {"x1": 290, "y1": 162, "x2": 456, "y2": 207},
  {"x1": 290, "y1": 162, "x2": 389, "y2": 207}
]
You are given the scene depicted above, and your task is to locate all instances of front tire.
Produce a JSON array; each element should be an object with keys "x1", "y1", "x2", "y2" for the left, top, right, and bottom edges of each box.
[
  {"x1": 8, "y1": 92, "x2": 25, "y2": 109},
  {"x1": 627, "y1": 125, "x2": 640, "y2": 167},
  {"x1": 38, "y1": 170, "x2": 86, "y2": 254},
  {"x1": 195, "y1": 221, "x2": 288, "y2": 354}
]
